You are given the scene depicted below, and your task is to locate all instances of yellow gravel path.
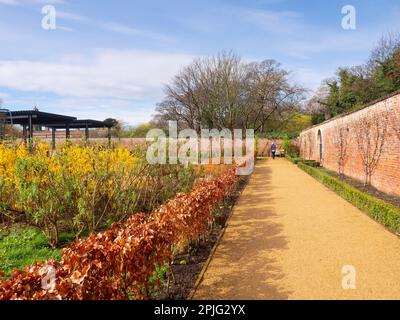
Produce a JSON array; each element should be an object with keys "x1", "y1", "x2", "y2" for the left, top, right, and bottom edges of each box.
[{"x1": 193, "y1": 158, "x2": 400, "y2": 300}]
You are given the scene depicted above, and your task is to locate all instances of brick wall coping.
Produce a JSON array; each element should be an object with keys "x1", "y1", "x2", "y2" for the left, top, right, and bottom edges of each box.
[{"x1": 300, "y1": 89, "x2": 400, "y2": 135}]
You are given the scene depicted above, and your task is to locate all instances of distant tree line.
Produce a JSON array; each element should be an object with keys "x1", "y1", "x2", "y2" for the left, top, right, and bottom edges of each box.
[{"x1": 308, "y1": 32, "x2": 400, "y2": 125}]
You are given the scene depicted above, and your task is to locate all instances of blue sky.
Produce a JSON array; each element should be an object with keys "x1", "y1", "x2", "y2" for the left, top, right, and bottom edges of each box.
[{"x1": 0, "y1": 0, "x2": 399, "y2": 125}]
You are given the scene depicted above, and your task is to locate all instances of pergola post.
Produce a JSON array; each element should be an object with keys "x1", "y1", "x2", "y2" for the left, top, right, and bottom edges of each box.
[
  {"x1": 22, "y1": 125, "x2": 27, "y2": 145},
  {"x1": 28, "y1": 115, "x2": 33, "y2": 152},
  {"x1": 66, "y1": 123, "x2": 70, "y2": 140},
  {"x1": 51, "y1": 128, "x2": 56, "y2": 150},
  {"x1": 28, "y1": 115, "x2": 33, "y2": 139},
  {"x1": 108, "y1": 127, "x2": 111, "y2": 147},
  {"x1": 85, "y1": 123, "x2": 89, "y2": 142}
]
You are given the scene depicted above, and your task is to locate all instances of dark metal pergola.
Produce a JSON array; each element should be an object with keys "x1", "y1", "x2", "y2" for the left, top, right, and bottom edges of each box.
[{"x1": 3, "y1": 110, "x2": 114, "y2": 149}]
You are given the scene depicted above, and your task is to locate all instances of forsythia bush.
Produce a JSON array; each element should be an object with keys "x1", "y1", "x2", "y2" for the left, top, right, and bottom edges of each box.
[
  {"x1": 0, "y1": 142, "x2": 197, "y2": 248},
  {"x1": 0, "y1": 166, "x2": 238, "y2": 300}
]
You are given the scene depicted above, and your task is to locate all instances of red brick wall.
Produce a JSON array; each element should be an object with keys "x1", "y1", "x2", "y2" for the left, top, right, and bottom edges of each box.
[
  {"x1": 34, "y1": 130, "x2": 84, "y2": 139},
  {"x1": 299, "y1": 92, "x2": 400, "y2": 197}
]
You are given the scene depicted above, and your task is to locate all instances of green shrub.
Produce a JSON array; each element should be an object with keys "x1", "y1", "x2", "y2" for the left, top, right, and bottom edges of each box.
[
  {"x1": 286, "y1": 145, "x2": 300, "y2": 158},
  {"x1": 286, "y1": 156, "x2": 319, "y2": 167},
  {"x1": 301, "y1": 160, "x2": 320, "y2": 167},
  {"x1": 281, "y1": 135, "x2": 290, "y2": 152},
  {"x1": 285, "y1": 155, "x2": 297, "y2": 163},
  {"x1": 297, "y1": 162, "x2": 400, "y2": 234},
  {"x1": 280, "y1": 136, "x2": 300, "y2": 158}
]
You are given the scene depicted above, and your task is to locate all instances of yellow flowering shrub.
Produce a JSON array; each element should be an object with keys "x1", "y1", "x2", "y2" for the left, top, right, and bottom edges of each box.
[{"x1": 0, "y1": 142, "x2": 197, "y2": 248}]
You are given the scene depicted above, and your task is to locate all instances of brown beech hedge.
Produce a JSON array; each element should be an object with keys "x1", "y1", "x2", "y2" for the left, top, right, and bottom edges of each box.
[{"x1": 0, "y1": 167, "x2": 238, "y2": 300}]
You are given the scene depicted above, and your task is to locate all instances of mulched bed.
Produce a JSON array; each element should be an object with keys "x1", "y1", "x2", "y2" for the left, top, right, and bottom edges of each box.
[
  {"x1": 329, "y1": 171, "x2": 400, "y2": 207},
  {"x1": 155, "y1": 224, "x2": 223, "y2": 300},
  {"x1": 154, "y1": 175, "x2": 250, "y2": 300}
]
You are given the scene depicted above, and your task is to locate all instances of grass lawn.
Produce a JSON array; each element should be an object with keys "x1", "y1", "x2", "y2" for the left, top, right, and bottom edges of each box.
[{"x1": 0, "y1": 226, "x2": 74, "y2": 276}]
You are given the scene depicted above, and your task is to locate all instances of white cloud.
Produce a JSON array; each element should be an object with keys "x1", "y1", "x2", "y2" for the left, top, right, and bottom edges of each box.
[
  {"x1": 0, "y1": 0, "x2": 19, "y2": 5},
  {"x1": 57, "y1": 10, "x2": 89, "y2": 23},
  {"x1": 0, "y1": 49, "x2": 195, "y2": 100},
  {"x1": 237, "y1": 6, "x2": 400, "y2": 61},
  {"x1": 102, "y1": 22, "x2": 174, "y2": 42},
  {"x1": 56, "y1": 10, "x2": 174, "y2": 41},
  {"x1": 241, "y1": 9, "x2": 304, "y2": 35},
  {"x1": 284, "y1": 31, "x2": 376, "y2": 57},
  {"x1": 0, "y1": 3, "x2": 173, "y2": 41},
  {"x1": 0, "y1": 0, "x2": 66, "y2": 5},
  {"x1": 289, "y1": 67, "x2": 331, "y2": 94},
  {"x1": 56, "y1": 25, "x2": 75, "y2": 32}
]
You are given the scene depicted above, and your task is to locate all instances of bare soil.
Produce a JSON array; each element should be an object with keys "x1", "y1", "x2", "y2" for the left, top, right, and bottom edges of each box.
[
  {"x1": 329, "y1": 171, "x2": 400, "y2": 207},
  {"x1": 155, "y1": 224, "x2": 223, "y2": 300}
]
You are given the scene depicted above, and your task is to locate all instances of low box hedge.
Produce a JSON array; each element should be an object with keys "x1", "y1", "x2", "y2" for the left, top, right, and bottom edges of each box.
[
  {"x1": 286, "y1": 155, "x2": 320, "y2": 167},
  {"x1": 297, "y1": 162, "x2": 400, "y2": 235},
  {"x1": 285, "y1": 155, "x2": 301, "y2": 164}
]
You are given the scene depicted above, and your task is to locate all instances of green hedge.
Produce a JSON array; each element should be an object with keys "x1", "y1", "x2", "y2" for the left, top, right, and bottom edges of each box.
[
  {"x1": 297, "y1": 162, "x2": 400, "y2": 235},
  {"x1": 285, "y1": 155, "x2": 300, "y2": 164},
  {"x1": 286, "y1": 155, "x2": 320, "y2": 167}
]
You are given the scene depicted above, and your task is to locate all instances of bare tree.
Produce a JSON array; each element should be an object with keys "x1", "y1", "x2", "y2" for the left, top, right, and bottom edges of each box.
[
  {"x1": 243, "y1": 60, "x2": 305, "y2": 132},
  {"x1": 389, "y1": 102, "x2": 400, "y2": 142},
  {"x1": 300, "y1": 133, "x2": 311, "y2": 159},
  {"x1": 306, "y1": 132, "x2": 313, "y2": 159},
  {"x1": 354, "y1": 108, "x2": 389, "y2": 186},
  {"x1": 156, "y1": 52, "x2": 244, "y2": 133},
  {"x1": 154, "y1": 52, "x2": 305, "y2": 133},
  {"x1": 304, "y1": 85, "x2": 330, "y2": 114},
  {"x1": 330, "y1": 120, "x2": 349, "y2": 175},
  {"x1": 368, "y1": 32, "x2": 400, "y2": 70},
  {"x1": 300, "y1": 135, "x2": 306, "y2": 158}
]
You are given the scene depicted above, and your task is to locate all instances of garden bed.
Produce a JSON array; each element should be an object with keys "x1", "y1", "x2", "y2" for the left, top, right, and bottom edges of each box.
[
  {"x1": 154, "y1": 175, "x2": 249, "y2": 300},
  {"x1": 329, "y1": 171, "x2": 400, "y2": 208},
  {"x1": 0, "y1": 162, "x2": 242, "y2": 300},
  {"x1": 154, "y1": 224, "x2": 222, "y2": 300}
]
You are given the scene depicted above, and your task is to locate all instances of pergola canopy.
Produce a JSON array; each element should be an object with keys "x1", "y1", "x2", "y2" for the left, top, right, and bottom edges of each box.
[
  {"x1": 6, "y1": 110, "x2": 113, "y2": 128},
  {"x1": 3, "y1": 109, "x2": 114, "y2": 148},
  {"x1": 8, "y1": 110, "x2": 77, "y2": 126}
]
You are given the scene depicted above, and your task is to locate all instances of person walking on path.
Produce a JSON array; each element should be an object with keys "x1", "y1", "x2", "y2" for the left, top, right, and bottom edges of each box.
[{"x1": 271, "y1": 142, "x2": 277, "y2": 159}]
